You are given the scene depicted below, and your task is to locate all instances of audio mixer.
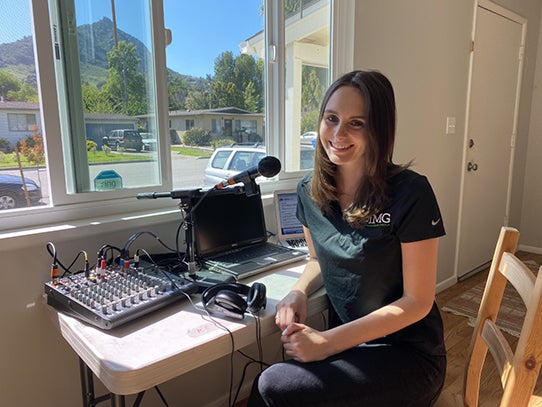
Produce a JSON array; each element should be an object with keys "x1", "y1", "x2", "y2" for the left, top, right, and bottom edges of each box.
[{"x1": 44, "y1": 261, "x2": 198, "y2": 330}]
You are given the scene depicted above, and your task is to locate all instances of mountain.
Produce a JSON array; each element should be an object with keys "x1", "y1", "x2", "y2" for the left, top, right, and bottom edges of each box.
[{"x1": 0, "y1": 17, "x2": 200, "y2": 89}]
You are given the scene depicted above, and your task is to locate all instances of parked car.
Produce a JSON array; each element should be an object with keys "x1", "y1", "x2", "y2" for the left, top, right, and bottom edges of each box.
[
  {"x1": 0, "y1": 174, "x2": 42, "y2": 210},
  {"x1": 203, "y1": 144, "x2": 314, "y2": 186},
  {"x1": 102, "y1": 129, "x2": 143, "y2": 152},
  {"x1": 300, "y1": 131, "x2": 317, "y2": 147},
  {"x1": 141, "y1": 132, "x2": 157, "y2": 151}
]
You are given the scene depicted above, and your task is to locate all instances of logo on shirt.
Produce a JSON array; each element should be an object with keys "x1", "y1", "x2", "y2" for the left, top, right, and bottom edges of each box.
[
  {"x1": 366, "y1": 212, "x2": 391, "y2": 227},
  {"x1": 431, "y1": 218, "x2": 441, "y2": 226}
]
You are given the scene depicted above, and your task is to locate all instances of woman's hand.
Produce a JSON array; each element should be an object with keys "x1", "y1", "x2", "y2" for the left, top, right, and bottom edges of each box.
[
  {"x1": 281, "y1": 323, "x2": 333, "y2": 362},
  {"x1": 274, "y1": 290, "x2": 308, "y2": 330}
]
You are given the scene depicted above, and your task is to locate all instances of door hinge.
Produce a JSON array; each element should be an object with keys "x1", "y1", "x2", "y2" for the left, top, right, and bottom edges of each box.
[
  {"x1": 511, "y1": 133, "x2": 516, "y2": 148},
  {"x1": 519, "y1": 45, "x2": 525, "y2": 61},
  {"x1": 470, "y1": 40, "x2": 474, "y2": 52}
]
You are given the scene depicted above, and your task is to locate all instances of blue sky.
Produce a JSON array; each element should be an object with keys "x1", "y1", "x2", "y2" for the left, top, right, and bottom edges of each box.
[{"x1": 0, "y1": 0, "x2": 263, "y2": 78}]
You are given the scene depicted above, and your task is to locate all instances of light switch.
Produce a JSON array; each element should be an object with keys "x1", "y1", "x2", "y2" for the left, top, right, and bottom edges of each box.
[{"x1": 446, "y1": 117, "x2": 456, "y2": 135}]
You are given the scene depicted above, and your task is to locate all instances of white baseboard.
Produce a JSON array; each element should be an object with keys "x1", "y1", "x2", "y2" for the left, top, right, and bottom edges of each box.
[
  {"x1": 436, "y1": 275, "x2": 457, "y2": 294},
  {"x1": 518, "y1": 244, "x2": 542, "y2": 255}
]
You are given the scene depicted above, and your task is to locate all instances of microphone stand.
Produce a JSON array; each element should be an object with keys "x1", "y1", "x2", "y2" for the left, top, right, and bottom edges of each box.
[
  {"x1": 136, "y1": 186, "x2": 252, "y2": 290},
  {"x1": 172, "y1": 188, "x2": 236, "y2": 290},
  {"x1": 178, "y1": 196, "x2": 198, "y2": 278}
]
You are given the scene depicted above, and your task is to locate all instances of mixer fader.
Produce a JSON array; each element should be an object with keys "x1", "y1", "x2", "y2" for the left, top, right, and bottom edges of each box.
[{"x1": 44, "y1": 262, "x2": 197, "y2": 329}]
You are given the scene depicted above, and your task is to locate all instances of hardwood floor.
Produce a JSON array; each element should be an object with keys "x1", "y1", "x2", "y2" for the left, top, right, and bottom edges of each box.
[{"x1": 237, "y1": 251, "x2": 542, "y2": 406}]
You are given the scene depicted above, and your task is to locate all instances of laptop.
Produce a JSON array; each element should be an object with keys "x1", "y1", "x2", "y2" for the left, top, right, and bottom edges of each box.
[
  {"x1": 191, "y1": 186, "x2": 307, "y2": 280},
  {"x1": 274, "y1": 189, "x2": 309, "y2": 253}
]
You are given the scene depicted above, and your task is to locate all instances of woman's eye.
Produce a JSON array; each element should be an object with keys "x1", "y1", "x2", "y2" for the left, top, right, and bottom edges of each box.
[{"x1": 351, "y1": 120, "x2": 365, "y2": 128}]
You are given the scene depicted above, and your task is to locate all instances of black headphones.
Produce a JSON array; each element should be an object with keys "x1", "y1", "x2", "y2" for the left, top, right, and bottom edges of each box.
[{"x1": 202, "y1": 282, "x2": 267, "y2": 319}]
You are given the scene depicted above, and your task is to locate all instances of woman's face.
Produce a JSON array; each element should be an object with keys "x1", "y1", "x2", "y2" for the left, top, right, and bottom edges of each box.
[{"x1": 319, "y1": 85, "x2": 368, "y2": 170}]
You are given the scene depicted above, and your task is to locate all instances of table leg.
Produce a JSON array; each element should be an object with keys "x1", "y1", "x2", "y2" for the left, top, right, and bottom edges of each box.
[
  {"x1": 78, "y1": 357, "x2": 126, "y2": 407},
  {"x1": 80, "y1": 358, "x2": 95, "y2": 407}
]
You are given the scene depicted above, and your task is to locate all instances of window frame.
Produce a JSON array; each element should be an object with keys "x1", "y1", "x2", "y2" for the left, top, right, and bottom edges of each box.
[{"x1": 0, "y1": 0, "x2": 354, "y2": 233}]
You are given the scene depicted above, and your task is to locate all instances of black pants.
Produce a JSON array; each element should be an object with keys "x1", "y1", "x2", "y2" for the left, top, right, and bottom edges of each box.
[{"x1": 248, "y1": 343, "x2": 446, "y2": 407}]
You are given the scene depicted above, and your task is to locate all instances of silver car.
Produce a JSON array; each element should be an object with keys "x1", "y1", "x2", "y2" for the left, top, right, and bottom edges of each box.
[
  {"x1": 203, "y1": 145, "x2": 267, "y2": 186},
  {"x1": 203, "y1": 144, "x2": 314, "y2": 186}
]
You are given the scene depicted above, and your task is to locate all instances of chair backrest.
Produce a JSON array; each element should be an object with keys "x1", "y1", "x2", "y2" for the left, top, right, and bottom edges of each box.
[{"x1": 464, "y1": 226, "x2": 542, "y2": 406}]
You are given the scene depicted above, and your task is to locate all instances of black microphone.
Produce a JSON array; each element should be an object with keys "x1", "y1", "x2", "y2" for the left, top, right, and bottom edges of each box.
[
  {"x1": 136, "y1": 191, "x2": 173, "y2": 199},
  {"x1": 215, "y1": 156, "x2": 281, "y2": 189}
]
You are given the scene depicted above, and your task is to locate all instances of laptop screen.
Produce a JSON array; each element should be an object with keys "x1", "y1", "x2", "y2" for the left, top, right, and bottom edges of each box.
[
  {"x1": 274, "y1": 190, "x2": 304, "y2": 238},
  {"x1": 192, "y1": 187, "x2": 267, "y2": 257}
]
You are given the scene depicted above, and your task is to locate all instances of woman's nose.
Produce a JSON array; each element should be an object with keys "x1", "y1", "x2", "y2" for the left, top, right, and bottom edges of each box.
[{"x1": 332, "y1": 123, "x2": 347, "y2": 139}]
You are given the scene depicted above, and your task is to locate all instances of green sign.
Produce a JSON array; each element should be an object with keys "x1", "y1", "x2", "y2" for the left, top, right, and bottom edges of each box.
[{"x1": 94, "y1": 170, "x2": 123, "y2": 191}]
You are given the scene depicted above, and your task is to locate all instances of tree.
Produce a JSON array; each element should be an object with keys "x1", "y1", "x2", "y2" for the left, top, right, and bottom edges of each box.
[
  {"x1": 17, "y1": 127, "x2": 45, "y2": 168},
  {"x1": 10, "y1": 82, "x2": 38, "y2": 103},
  {"x1": 185, "y1": 89, "x2": 210, "y2": 111},
  {"x1": 0, "y1": 70, "x2": 21, "y2": 101},
  {"x1": 167, "y1": 72, "x2": 190, "y2": 111},
  {"x1": 102, "y1": 41, "x2": 146, "y2": 115},
  {"x1": 214, "y1": 51, "x2": 236, "y2": 84},
  {"x1": 211, "y1": 52, "x2": 263, "y2": 111},
  {"x1": 301, "y1": 66, "x2": 324, "y2": 113},
  {"x1": 82, "y1": 85, "x2": 117, "y2": 113}
]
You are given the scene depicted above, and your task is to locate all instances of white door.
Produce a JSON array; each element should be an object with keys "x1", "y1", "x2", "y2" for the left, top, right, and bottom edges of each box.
[{"x1": 457, "y1": 3, "x2": 525, "y2": 279}]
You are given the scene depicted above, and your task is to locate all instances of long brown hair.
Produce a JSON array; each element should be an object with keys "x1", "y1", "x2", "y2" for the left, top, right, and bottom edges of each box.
[{"x1": 311, "y1": 70, "x2": 406, "y2": 227}]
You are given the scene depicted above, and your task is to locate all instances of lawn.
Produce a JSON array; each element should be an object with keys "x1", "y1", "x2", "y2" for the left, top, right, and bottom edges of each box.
[
  {"x1": 171, "y1": 146, "x2": 212, "y2": 158},
  {"x1": 0, "y1": 147, "x2": 212, "y2": 169}
]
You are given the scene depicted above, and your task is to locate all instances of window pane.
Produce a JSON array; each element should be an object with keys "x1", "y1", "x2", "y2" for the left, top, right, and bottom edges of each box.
[
  {"x1": 163, "y1": 0, "x2": 265, "y2": 190},
  {"x1": 0, "y1": 1, "x2": 48, "y2": 211},
  {"x1": 58, "y1": 0, "x2": 163, "y2": 192},
  {"x1": 284, "y1": 0, "x2": 330, "y2": 172}
]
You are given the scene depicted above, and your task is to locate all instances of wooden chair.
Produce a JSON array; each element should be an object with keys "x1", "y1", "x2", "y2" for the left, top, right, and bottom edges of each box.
[{"x1": 464, "y1": 226, "x2": 542, "y2": 406}]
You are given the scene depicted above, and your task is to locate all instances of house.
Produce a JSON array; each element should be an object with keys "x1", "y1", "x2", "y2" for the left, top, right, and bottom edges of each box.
[
  {"x1": 0, "y1": 100, "x2": 41, "y2": 149},
  {"x1": 84, "y1": 113, "x2": 138, "y2": 147},
  {"x1": 0, "y1": 101, "x2": 138, "y2": 150},
  {"x1": 169, "y1": 107, "x2": 264, "y2": 143}
]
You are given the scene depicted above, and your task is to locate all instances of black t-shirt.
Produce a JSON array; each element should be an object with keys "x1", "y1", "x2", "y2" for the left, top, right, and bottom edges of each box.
[{"x1": 297, "y1": 169, "x2": 446, "y2": 356}]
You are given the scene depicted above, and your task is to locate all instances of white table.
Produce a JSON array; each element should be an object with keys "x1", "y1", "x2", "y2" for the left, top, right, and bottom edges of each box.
[{"x1": 51, "y1": 260, "x2": 328, "y2": 406}]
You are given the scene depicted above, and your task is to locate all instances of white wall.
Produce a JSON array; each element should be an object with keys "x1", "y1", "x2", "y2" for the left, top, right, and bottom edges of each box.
[
  {"x1": 522, "y1": 2, "x2": 542, "y2": 251},
  {"x1": 3, "y1": 1, "x2": 542, "y2": 406},
  {"x1": 352, "y1": 0, "x2": 542, "y2": 286}
]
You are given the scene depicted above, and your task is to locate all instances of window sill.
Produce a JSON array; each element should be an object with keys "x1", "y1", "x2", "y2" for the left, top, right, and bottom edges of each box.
[{"x1": 0, "y1": 179, "x2": 299, "y2": 252}]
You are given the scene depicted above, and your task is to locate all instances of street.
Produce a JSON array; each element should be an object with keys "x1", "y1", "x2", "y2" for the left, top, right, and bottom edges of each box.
[{"x1": 1, "y1": 152, "x2": 210, "y2": 206}]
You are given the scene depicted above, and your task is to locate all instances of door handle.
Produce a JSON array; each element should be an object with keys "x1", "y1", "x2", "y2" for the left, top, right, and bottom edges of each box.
[{"x1": 467, "y1": 161, "x2": 478, "y2": 172}]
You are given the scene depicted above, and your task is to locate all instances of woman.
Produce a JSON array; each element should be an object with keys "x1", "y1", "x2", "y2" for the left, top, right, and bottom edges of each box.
[{"x1": 248, "y1": 70, "x2": 446, "y2": 406}]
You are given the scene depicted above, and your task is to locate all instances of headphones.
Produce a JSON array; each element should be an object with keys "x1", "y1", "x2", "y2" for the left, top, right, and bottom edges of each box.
[{"x1": 202, "y1": 282, "x2": 267, "y2": 319}]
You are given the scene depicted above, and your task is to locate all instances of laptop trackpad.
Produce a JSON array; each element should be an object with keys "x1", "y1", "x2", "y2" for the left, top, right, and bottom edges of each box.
[{"x1": 254, "y1": 257, "x2": 277, "y2": 266}]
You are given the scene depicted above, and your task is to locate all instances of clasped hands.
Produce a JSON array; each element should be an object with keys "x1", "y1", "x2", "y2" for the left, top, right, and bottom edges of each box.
[{"x1": 274, "y1": 290, "x2": 331, "y2": 362}]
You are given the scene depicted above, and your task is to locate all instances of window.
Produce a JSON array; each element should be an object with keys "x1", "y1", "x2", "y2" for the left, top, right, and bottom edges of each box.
[
  {"x1": 1, "y1": 0, "x2": 348, "y2": 228},
  {"x1": 7, "y1": 113, "x2": 37, "y2": 131},
  {"x1": 52, "y1": 0, "x2": 167, "y2": 194},
  {"x1": 0, "y1": 1, "x2": 49, "y2": 213}
]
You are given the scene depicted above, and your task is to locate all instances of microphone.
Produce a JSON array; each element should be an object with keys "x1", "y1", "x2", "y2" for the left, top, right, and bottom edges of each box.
[
  {"x1": 136, "y1": 188, "x2": 201, "y2": 200},
  {"x1": 215, "y1": 156, "x2": 281, "y2": 190},
  {"x1": 136, "y1": 191, "x2": 174, "y2": 199}
]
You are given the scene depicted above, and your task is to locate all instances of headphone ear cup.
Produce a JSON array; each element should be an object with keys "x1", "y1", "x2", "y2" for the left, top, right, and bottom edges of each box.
[
  {"x1": 214, "y1": 289, "x2": 248, "y2": 315},
  {"x1": 246, "y1": 282, "x2": 267, "y2": 313}
]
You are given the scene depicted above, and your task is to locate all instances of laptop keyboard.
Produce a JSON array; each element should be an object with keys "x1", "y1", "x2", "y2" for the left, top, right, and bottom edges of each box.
[
  {"x1": 209, "y1": 244, "x2": 289, "y2": 267},
  {"x1": 286, "y1": 238, "x2": 307, "y2": 249}
]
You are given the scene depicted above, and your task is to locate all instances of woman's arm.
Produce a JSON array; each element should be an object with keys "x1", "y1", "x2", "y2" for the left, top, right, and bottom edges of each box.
[
  {"x1": 274, "y1": 227, "x2": 324, "y2": 329},
  {"x1": 282, "y1": 237, "x2": 440, "y2": 362}
]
